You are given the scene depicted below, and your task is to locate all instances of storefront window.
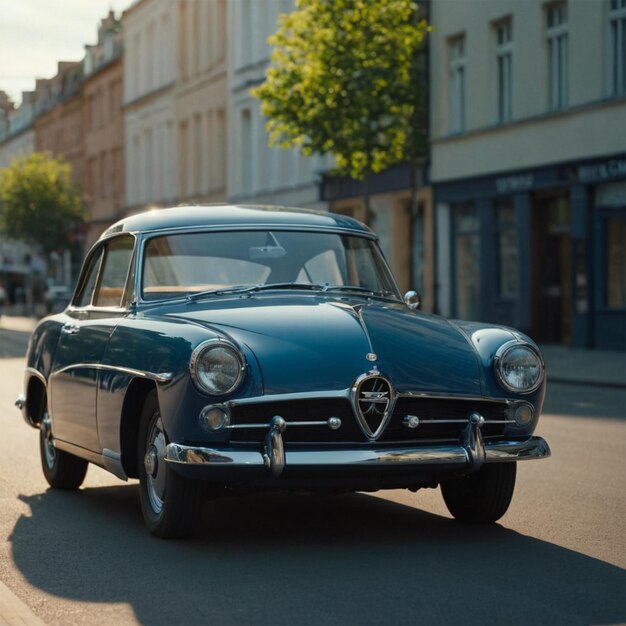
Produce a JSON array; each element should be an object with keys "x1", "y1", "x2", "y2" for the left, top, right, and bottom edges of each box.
[
  {"x1": 607, "y1": 217, "x2": 626, "y2": 308},
  {"x1": 411, "y1": 202, "x2": 424, "y2": 293},
  {"x1": 495, "y1": 200, "x2": 518, "y2": 298},
  {"x1": 454, "y1": 204, "x2": 480, "y2": 320}
]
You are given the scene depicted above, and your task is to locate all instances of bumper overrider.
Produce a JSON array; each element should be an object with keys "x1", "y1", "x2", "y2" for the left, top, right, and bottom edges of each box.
[{"x1": 166, "y1": 412, "x2": 550, "y2": 480}]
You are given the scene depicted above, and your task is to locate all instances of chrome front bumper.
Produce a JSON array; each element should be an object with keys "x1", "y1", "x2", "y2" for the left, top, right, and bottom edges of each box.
[{"x1": 166, "y1": 436, "x2": 550, "y2": 473}]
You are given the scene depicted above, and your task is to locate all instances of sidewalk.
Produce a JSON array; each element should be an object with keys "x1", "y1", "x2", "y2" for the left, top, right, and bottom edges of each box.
[
  {"x1": 0, "y1": 580, "x2": 45, "y2": 626},
  {"x1": 1, "y1": 315, "x2": 625, "y2": 387}
]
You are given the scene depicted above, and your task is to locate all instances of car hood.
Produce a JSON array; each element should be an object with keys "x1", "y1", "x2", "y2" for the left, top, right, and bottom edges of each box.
[{"x1": 165, "y1": 295, "x2": 483, "y2": 395}]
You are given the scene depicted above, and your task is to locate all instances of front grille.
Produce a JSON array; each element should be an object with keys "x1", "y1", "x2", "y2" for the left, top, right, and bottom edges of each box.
[
  {"x1": 380, "y1": 398, "x2": 507, "y2": 442},
  {"x1": 229, "y1": 396, "x2": 508, "y2": 444},
  {"x1": 230, "y1": 399, "x2": 361, "y2": 443}
]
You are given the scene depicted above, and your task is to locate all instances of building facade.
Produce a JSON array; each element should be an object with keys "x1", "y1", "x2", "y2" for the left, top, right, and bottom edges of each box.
[
  {"x1": 175, "y1": 0, "x2": 228, "y2": 204},
  {"x1": 33, "y1": 62, "x2": 85, "y2": 189},
  {"x1": 0, "y1": 91, "x2": 35, "y2": 170},
  {"x1": 122, "y1": 0, "x2": 177, "y2": 212},
  {"x1": 227, "y1": 0, "x2": 330, "y2": 210},
  {"x1": 83, "y1": 11, "x2": 125, "y2": 249},
  {"x1": 430, "y1": 0, "x2": 626, "y2": 349}
]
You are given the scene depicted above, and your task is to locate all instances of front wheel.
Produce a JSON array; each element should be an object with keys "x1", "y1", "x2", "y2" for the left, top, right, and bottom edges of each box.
[
  {"x1": 440, "y1": 462, "x2": 516, "y2": 524},
  {"x1": 40, "y1": 412, "x2": 88, "y2": 490},
  {"x1": 138, "y1": 391, "x2": 203, "y2": 538}
]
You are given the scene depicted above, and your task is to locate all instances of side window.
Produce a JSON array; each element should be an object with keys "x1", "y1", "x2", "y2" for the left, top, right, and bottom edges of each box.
[
  {"x1": 93, "y1": 237, "x2": 135, "y2": 307},
  {"x1": 74, "y1": 247, "x2": 104, "y2": 307}
]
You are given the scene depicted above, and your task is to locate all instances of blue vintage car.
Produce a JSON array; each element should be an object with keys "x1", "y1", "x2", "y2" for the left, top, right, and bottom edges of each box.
[{"x1": 16, "y1": 205, "x2": 550, "y2": 537}]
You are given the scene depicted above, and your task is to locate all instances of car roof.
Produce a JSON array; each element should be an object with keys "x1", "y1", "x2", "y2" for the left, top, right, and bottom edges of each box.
[{"x1": 100, "y1": 204, "x2": 373, "y2": 240}]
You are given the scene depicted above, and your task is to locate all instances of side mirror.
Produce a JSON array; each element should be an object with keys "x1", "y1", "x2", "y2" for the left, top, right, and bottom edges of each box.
[{"x1": 404, "y1": 290, "x2": 421, "y2": 310}]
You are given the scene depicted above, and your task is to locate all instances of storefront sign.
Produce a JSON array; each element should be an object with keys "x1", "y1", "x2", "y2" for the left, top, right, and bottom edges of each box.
[
  {"x1": 577, "y1": 158, "x2": 626, "y2": 183},
  {"x1": 495, "y1": 174, "x2": 534, "y2": 193}
]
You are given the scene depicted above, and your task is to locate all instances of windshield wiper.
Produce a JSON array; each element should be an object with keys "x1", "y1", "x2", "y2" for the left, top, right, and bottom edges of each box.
[
  {"x1": 323, "y1": 285, "x2": 399, "y2": 299},
  {"x1": 186, "y1": 284, "x2": 260, "y2": 301},
  {"x1": 253, "y1": 282, "x2": 328, "y2": 292},
  {"x1": 186, "y1": 282, "x2": 327, "y2": 302}
]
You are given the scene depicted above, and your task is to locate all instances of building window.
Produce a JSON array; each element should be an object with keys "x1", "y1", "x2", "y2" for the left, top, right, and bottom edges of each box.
[
  {"x1": 606, "y1": 216, "x2": 626, "y2": 308},
  {"x1": 495, "y1": 200, "x2": 518, "y2": 298},
  {"x1": 546, "y1": 3, "x2": 568, "y2": 110},
  {"x1": 610, "y1": 0, "x2": 626, "y2": 96},
  {"x1": 448, "y1": 35, "x2": 466, "y2": 133},
  {"x1": 241, "y1": 108, "x2": 252, "y2": 193},
  {"x1": 454, "y1": 203, "x2": 480, "y2": 320},
  {"x1": 494, "y1": 18, "x2": 513, "y2": 123}
]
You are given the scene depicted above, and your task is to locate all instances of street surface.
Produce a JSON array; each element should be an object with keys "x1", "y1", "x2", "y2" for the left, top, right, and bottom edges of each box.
[{"x1": 0, "y1": 326, "x2": 625, "y2": 625}]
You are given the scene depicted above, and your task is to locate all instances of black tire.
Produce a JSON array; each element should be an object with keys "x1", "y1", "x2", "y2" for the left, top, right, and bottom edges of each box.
[
  {"x1": 137, "y1": 390, "x2": 203, "y2": 538},
  {"x1": 40, "y1": 413, "x2": 88, "y2": 490},
  {"x1": 440, "y1": 462, "x2": 516, "y2": 524}
]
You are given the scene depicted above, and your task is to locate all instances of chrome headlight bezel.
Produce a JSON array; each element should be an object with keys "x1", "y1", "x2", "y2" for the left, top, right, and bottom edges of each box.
[
  {"x1": 190, "y1": 338, "x2": 246, "y2": 396},
  {"x1": 493, "y1": 340, "x2": 545, "y2": 394}
]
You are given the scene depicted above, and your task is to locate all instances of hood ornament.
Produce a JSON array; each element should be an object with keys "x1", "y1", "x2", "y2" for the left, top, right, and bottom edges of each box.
[{"x1": 351, "y1": 372, "x2": 395, "y2": 440}]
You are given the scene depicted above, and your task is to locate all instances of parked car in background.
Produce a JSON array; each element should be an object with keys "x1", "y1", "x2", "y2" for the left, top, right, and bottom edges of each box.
[
  {"x1": 44, "y1": 284, "x2": 73, "y2": 314},
  {"x1": 16, "y1": 205, "x2": 550, "y2": 537}
]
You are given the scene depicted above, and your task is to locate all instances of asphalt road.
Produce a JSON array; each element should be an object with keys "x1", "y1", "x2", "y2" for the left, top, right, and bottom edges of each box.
[{"x1": 0, "y1": 330, "x2": 625, "y2": 625}]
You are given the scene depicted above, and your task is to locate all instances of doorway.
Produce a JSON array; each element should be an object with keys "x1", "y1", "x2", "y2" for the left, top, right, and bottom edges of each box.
[{"x1": 531, "y1": 192, "x2": 572, "y2": 344}]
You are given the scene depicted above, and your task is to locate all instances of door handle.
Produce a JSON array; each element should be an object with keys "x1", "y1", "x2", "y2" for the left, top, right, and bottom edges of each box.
[{"x1": 61, "y1": 323, "x2": 80, "y2": 335}]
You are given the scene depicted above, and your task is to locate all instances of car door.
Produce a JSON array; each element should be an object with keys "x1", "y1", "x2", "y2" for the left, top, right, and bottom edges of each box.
[{"x1": 49, "y1": 235, "x2": 135, "y2": 453}]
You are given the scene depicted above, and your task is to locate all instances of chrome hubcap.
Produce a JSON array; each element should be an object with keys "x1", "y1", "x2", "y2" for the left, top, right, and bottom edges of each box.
[
  {"x1": 42, "y1": 413, "x2": 56, "y2": 468},
  {"x1": 145, "y1": 415, "x2": 167, "y2": 515},
  {"x1": 144, "y1": 446, "x2": 158, "y2": 477}
]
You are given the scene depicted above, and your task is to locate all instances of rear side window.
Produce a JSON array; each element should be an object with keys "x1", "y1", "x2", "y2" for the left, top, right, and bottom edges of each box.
[
  {"x1": 93, "y1": 237, "x2": 135, "y2": 307},
  {"x1": 74, "y1": 247, "x2": 104, "y2": 307}
]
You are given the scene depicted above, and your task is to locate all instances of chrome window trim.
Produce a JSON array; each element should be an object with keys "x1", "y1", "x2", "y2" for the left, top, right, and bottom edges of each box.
[
  {"x1": 134, "y1": 227, "x2": 400, "y2": 306},
  {"x1": 50, "y1": 363, "x2": 173, "y2": 383},
  {"x1": 71, "y1": 233, "x2": 137, "y2": 311},
  {"x1": 493, "y1": 340, "x2": 545, "y2": 394},
  {"x1": 189, "y1": 338, "x2": 247, "y2": 396}
]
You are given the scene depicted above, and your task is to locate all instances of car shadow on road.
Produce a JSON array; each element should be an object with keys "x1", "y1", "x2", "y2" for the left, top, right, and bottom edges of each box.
[{"x1": 9, "y1": 485, "x2": 626, "y2": 626}]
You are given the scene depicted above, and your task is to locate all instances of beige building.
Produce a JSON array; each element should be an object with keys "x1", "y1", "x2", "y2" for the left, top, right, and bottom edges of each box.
[
  {"x1": 176, "y1": 0, "x2": 228, "y2": 203},
  {"x1": 33, "y1": 63, "x2": 84, "y2": 188},
  {"x1": 430, "y1": 0, "x2": 626, "y2": 349},
  {"x1": 83, "y1": 12, "x2": 125, "y2": 249}
]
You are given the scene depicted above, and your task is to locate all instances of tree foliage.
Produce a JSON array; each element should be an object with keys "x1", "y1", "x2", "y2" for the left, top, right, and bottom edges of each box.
[
  {"x1": 253, "y1": 0, "x2": 429, "y2": 182},
  {"x1": 0, "y1": 152, "x2": 86, "y2": 254}
]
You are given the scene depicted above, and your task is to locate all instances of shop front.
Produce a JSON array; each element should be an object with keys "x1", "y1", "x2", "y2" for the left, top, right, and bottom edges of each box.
[{"x1": 434, "y1": 153, "x2": 626, "y2": 350}]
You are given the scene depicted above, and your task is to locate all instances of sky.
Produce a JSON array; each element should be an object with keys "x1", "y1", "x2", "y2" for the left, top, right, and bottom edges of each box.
[{"x1": 0, "y1": 0, "x2": 133, "y2": 106}]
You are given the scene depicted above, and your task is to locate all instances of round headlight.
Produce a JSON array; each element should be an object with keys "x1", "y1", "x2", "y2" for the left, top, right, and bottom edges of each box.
[
  {"x1": 191, "y1": 340, "x2": 246, "y2": 396},
  {"x1": 494, "y1": 341, "x2": 544, "y2": 393}
]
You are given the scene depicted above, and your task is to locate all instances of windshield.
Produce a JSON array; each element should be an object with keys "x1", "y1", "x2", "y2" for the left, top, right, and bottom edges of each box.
[{"x1": 141, "y1": 230, "x2": 400, "y2": 302}]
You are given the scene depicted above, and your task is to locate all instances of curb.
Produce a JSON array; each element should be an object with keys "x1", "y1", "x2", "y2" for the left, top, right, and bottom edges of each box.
[{"x1": 0, "y1": 580, "x2": 45, "y2": 626}]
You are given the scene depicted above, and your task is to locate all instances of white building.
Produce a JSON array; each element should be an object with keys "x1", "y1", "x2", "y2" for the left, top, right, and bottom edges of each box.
[
  {"x1": 430, "y1": 0, "x2": 626, "y2": 350},
  {"x1": 227, "y1": 0, "x2": 330, "y2": 209},
  {"x1": 122, "y1": 0, "x2": 177, "y2": 211},
  {"x1": 175, "y1": 0, "x2": 228, "y2": 204}
]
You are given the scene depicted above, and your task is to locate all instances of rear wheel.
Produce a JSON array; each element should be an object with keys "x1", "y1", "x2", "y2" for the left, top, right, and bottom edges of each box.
[
  {"x1": 138, "y1": 390, "x2": 203, "y2": 538},
  {"x1": 40, "y1": 412, "x2": 88, "y2": 490},
  {"x1": 440, "y1": 463, "x2": 516, "y2": 524}
]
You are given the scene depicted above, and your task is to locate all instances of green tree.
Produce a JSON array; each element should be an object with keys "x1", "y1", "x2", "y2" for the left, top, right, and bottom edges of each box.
[
  {"x1": 0, "y1": 151, "x2": 86, "y2": 255},
  {"x1": 253, "y1": 0, "x2": 429, "y2": 220}
]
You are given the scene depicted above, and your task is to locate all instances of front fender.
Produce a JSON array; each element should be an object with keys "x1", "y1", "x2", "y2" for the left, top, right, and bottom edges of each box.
[
  {"x1": 98, "y1": 314, "x2": 263, "y2": 452},
  {"x1": 449, "y1": 320, "x2": 547, "y2": 437}
]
